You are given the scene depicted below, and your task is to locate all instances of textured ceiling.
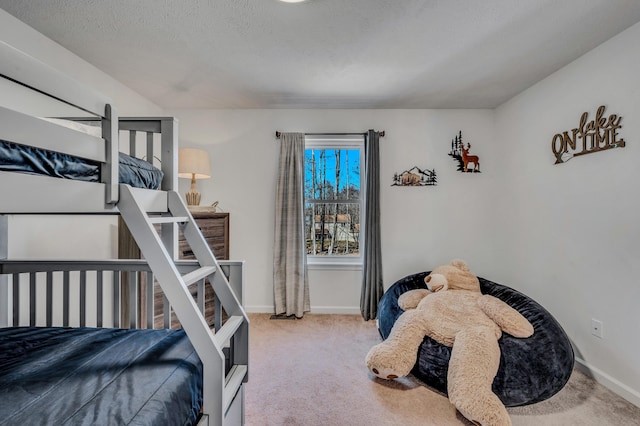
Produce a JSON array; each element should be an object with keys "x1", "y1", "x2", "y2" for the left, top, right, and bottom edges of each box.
[{"x1": 1, "y1": 0, "x2": 640, "y2": 109}]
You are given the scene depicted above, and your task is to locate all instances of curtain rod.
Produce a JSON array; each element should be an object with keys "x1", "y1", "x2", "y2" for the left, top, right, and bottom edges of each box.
[{"x1": 275, "y1": 131, "x2": 385, "y2": 139}]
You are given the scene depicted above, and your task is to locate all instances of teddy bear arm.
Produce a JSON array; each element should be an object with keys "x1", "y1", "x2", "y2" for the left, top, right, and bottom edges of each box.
[
  {"x1": 478, "y1": 294, "x2": 534, "y2": 338},
  {"x1": 398, "y1": 289, "x2": 431, "y2": 310}
]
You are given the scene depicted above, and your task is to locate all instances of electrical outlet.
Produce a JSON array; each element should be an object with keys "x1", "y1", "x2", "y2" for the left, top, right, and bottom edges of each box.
[{"x1": 591, "y1": 319, "x2": 603, "y2": 338}]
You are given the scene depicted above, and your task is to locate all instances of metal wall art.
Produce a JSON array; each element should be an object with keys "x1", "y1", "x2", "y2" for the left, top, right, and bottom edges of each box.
[
  {"x1": 552, "y1": 105, "x2": 625, "y2": 165},
  {"x1": 392, "y1": 166, "x2": 437, "y2": 186},
  {"x1": 448, "y1": 131, "x2": 480, "y2": 173}
]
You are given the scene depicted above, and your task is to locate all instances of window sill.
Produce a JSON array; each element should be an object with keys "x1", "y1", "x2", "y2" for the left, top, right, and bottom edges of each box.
[{"x1": 307, "y1": 260, "x2": 363, "y2": 271}]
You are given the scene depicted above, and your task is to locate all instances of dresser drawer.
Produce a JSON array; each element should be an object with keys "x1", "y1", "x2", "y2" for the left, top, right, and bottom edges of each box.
[
  {"x1": 178, "y1": 211, "x2": 229, "y2": 260},
  {"x1": 179, "y1": 238, "x2": 227, "y2": 259},
  {"x1": 197, "y1": 218, "x2": 227, "y2": 239}
]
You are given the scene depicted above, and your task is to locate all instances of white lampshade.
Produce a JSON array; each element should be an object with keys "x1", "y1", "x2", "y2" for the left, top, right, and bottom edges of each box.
[
  {"x1": 178, "y1": 148, "x2": 211, "y2": 206},
  {"x1": 178, "y1": 148, "x2": 211, "y2": 179}
]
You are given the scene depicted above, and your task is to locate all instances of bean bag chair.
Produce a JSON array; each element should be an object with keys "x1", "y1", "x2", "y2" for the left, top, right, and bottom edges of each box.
[{"x1": 376, "y1": 271, "x2": 574, "y2": 407}]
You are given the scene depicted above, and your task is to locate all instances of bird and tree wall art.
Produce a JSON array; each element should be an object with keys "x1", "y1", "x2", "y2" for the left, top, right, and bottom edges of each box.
[{"x1": 448, "y1": 131, "x2": 481, "y2": 173}]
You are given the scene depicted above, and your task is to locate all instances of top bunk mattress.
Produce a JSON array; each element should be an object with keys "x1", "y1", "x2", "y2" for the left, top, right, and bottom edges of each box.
[
  {"x1": 0, "y1": 326, "x2": 202, "y2": 426},
  {"x1": 0, "y1": 140, "x2": 164, "y2": 190}
]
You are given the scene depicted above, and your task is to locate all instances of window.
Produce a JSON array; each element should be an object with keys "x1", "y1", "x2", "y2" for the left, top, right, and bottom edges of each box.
[{"x1": 304, "y1": 135, "x2": 364, "y2": 264}]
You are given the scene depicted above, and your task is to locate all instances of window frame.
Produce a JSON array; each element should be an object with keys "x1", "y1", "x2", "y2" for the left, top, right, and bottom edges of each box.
[{"x1": 304, "y1": 135, "x2": 365, "y2": 267}]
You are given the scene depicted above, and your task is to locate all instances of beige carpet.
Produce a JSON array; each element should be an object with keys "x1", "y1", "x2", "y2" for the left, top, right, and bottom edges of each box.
[{"x1": 244, "y1": 313, "x2": 640, "y2": 426}]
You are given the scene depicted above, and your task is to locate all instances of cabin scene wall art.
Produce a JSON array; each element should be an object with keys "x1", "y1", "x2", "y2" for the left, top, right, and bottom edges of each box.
[{"x1": 392, "y1": 166, "x2": 437, "y2": 186}]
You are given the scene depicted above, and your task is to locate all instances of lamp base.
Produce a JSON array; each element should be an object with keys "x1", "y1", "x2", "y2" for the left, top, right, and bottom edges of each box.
[
  {"x1": 186, "y1": 190, "x2": 201, "y2": 206},
  {"x1": 186, "y1": 173, "x2": 201, "y2": 206}
]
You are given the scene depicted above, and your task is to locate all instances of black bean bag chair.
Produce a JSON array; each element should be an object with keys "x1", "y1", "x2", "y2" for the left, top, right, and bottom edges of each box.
[{"x1": 377, "y1": 272, "x2": 574, "y2": 407}]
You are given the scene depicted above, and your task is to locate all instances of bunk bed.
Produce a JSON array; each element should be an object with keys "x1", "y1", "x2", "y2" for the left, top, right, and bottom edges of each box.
[{"x1": 0, "y1": 40, "x2": 248, "y2": 426}]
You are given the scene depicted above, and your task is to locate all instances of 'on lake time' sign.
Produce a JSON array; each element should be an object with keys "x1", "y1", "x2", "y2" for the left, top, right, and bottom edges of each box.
[{"x1": 551, "y1": 105, "x2": 625, "y2": 165}]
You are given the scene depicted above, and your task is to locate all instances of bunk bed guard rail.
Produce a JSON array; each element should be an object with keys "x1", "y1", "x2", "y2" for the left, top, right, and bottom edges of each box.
[
  {"x1": 0, "y1": 40, "x2": 120, "y2": 204},
  {"x1": 0, "y1": 258, "x2": 243, "y2": 330}
]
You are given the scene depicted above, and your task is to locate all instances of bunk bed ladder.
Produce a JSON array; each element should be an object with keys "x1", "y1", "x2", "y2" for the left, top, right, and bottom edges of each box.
[{"x1": 117, "y1": 184, "x2": 248, "y2": 426}]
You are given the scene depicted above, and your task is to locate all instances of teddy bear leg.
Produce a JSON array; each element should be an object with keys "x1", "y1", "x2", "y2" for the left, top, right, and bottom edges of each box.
[
  {"x1": 447, "y1": 327, "x2": 511, "y2": 426},
  {"x1": 366, "y1": 309, "x2": 430, "y2": 380}
]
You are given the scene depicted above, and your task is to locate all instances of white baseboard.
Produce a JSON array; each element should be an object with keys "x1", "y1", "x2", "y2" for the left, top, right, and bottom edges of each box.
[
  {"x1": 244, "y1": 305, "x2": 360, "y2": 315},
  {"x1": 308, "y1": 306, "x2": 360, "y2": 315},
  {"x1": 575, "y1": 357, "x2": 640, "y2": 407},
  {"x1": 244, "y1": 305, "x2": 274, "y2": 313}
]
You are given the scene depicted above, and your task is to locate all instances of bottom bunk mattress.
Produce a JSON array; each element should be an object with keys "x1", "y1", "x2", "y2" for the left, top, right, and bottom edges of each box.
[
  {"x1": 0, "y1": 327, "x2": 202, "y2": 426},
  {"x1": 0, "y1": 140, "x2": 164, "y2": 189}
]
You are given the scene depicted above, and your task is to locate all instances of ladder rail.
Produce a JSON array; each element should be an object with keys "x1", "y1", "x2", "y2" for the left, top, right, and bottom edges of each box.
[
  {"x1": 118, "y1": 184, "x2": 248, "y2": 425},
  {"x1": 168, "y1": 193, "x2": 245, "y2": 317},
  {"x1": 168, "y1": 192, "x2": 250, "y2": 373}
]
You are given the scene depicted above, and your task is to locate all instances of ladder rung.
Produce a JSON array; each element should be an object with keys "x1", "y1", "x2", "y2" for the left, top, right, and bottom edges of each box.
[
  {"x1": 148, "y1": 216, "x2": 189, "y2": 224},
  {"x1": 224, "y1": 364, "x2": 248, "y2": 413},
  {"x1": 214, "y1": 315, "x2": 244, "y2": 347},
  {"x1": 182, "y1": 266, "x2": 216, "y2": 286}
]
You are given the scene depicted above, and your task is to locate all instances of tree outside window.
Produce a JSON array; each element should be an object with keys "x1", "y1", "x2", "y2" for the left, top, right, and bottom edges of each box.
[{"x1": 304, "y1": 136, "x2": 364, "y2": 261}]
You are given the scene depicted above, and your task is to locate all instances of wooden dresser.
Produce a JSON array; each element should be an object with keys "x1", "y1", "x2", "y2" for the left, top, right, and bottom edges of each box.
[
  {"x1": 179, "y1": 211, "x2": 229, "y2": 260},
  {"x1": 118, "y1": 210, "x2": 230, "y2": 329}
]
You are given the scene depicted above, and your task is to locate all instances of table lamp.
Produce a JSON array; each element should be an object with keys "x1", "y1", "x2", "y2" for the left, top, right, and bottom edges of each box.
[{"x1": 178, "y1": 148, "x2": 211, "y2": 206}]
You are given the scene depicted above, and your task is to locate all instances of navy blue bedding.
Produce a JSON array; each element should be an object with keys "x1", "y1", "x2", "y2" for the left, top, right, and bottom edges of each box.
[
  {"x1": 0, "y1": 327, "x2": 202, "y2": 426},
  {"x1": 0, "y1": 140, "x2": 164, "y2": 190}
]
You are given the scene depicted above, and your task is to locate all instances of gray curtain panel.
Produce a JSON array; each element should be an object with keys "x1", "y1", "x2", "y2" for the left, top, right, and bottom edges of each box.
[
  {"x1": 273, "y1": 132, "x2": 310, "y2": 318},
  {"x1": 360, "y1": 130, "x2": 383, "y2": 321}
]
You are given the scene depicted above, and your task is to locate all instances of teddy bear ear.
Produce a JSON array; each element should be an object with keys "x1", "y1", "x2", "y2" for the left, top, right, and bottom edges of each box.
[{"x1": 449, "y1": 259, "x2": 470, "y2": 271}]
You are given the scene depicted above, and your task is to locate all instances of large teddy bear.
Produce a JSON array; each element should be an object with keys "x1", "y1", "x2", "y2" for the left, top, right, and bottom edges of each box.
[{"x1": 366, "y1": 260, "x2": 534, "y2": 426}]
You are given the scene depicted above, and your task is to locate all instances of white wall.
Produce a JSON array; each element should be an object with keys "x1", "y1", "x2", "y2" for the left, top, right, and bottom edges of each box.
[
  {"x1": 494, "y1": 21, "x2": 640, "y2": 405},
  {"x1": 168, "y1": 108, "x2": 496, "y2": 314}
]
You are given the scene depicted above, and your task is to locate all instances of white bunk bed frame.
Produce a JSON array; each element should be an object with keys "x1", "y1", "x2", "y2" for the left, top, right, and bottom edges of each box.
[{"x1": 0, "y1": 40, "x2": 248, "y2": 426}]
